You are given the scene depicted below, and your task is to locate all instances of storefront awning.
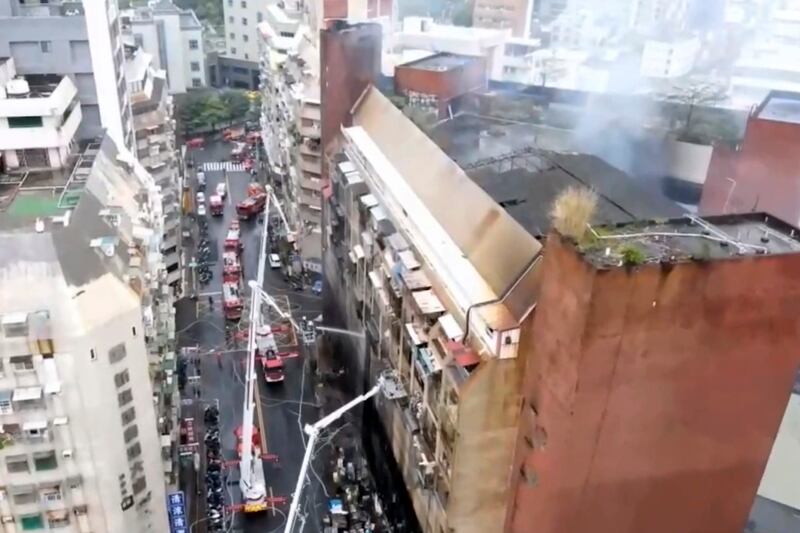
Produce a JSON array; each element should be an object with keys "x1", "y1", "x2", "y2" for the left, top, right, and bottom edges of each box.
[
  {"x1": 13, "y1": 386, "x2": 42, "y2": 402},
  {"x1": 412, "y1": 290, "x2": 445, "y2": 316},
  {"x1": 398, "y1": 250, "x2": 420, "y2": 271},
  {"x1": 438, "y1": 314, "x2": 463, "y2": 341},
  {"x1": 23, "y1": 420, "x2": 47, "y2": 432}
]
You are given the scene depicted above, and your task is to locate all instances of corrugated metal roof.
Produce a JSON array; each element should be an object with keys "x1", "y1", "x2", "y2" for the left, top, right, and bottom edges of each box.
[{"x1": 349, "y1": 87, "x2": 542, "y2": 320}]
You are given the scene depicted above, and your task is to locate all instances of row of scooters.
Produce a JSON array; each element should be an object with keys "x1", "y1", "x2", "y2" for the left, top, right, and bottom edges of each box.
[
  {"x1": 197, "y1": 217, "x2": 213, "y2": 286},
  {"x1": 204, "y1": 405, "x2": 225, "y2": 530}
]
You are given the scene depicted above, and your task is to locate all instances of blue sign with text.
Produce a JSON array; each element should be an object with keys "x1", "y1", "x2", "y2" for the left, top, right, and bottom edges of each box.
[{"x1": 167, "y1": 491, "x2": 187, "y2": 533}]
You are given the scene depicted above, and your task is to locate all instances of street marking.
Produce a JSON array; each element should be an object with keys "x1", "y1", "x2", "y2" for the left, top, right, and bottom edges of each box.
[
  {"x1": 198, "y1": 291, "x2": 222, "y2": 297},
  {"x1": 201, "y1": 162, "x2": 245, "y2": 172}
]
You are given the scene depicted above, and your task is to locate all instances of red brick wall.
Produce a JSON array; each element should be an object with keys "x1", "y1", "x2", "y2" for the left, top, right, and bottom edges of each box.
[
  {"x1": 506, "y1": 234, "x2": 800, "y2": 533},
  {"x1": 319, "y1": 22, "x2": 382, "y2": 181},
  {"x1": 701, "y1": 116, "x2": 800, "y2": 224}
]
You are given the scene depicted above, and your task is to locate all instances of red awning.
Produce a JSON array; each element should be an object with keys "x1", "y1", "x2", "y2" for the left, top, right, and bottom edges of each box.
[{"x1": 446, "y1": 340, "x2": 480, "y2": 368}]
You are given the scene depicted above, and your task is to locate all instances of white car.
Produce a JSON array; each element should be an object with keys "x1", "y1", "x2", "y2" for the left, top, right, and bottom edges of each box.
[
  {"x1": 196, "y1": 191, "x2": 205, "y2": 205},
  {"x1": 197, "y1": 203, "x2": 207, "y2": 217},
  {"x1": 268, "y1": 253, "x2": 281, "y2": 269},
  {"x1": 216, "y1": 182, "x2": 227, "y2": 199}
]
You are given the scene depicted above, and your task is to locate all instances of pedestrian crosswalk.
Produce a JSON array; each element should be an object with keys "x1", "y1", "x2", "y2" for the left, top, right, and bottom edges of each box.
[{"x1": 201, "y1": 161, "x2": 246, "y2": 172}]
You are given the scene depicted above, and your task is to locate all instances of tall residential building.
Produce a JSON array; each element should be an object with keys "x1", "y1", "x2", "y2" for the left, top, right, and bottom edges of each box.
[
  {"x1": 0, "y1": 57, "x2": 82, "y2": 170},
  {"x1": 0, "y1": 0, "x2": 135, "y2": 154},
  {"x1": 0, "y1": 135, "x2": 172, "y2": 532},
  {"x1": 258, "y1": 4, "x2": 323, "y2": 272},
  {"x1": 119, "y1": 0, "x2": 206, "y2": 93},
  {"x1": 473, "y1": 0, "x2": 535, "y2": 37},
  {"x1": 219, "y1": 0, "x2": 278, "y2": 88},
  {"x1": 126, "y1": 45, "x2": 183, "y2": 291}
]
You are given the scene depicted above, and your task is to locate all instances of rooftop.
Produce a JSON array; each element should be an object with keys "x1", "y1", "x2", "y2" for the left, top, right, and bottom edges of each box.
[
  {"x1": 579, "y1": 213, "x2": 800, "y2": 268},
  {"x1": 468, "y1": 153, "x2": 683, "y2": 238},
  {"x1": 2, "y1": 73, "x2": 65, "y2": 99},
  {"x1": 400, "y1": 52, "x2": 480, "y2": 72},
  {"x1": 756, "y1": 91, "x2": 800, "y2": 124},
  {"x1": 0, "y1": 140, "x2": 101, "y2": 230}
]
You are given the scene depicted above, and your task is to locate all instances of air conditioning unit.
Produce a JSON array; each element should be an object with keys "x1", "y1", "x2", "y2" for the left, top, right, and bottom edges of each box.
[{"x1": 62, "y1": 449, "x2": 74, "y2": 459}]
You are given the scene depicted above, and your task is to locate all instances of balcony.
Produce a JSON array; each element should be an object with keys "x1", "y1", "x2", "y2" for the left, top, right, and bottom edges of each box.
[
  {"x1": 298, "y1": 119, "x2": 320, "y2": 139},
  {"x1": 299, "y1": 157, "x2": 321, "y2": 176},
  {"x1": 0, "y1": 105, "x2": 82, "y2": 151}
]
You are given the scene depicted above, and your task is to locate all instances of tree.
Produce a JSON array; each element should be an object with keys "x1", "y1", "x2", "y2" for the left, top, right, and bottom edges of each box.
[
  {"x1": 659, "y1": 78, "x2": 727, "y2": 139},
  {"x1": 220, "y1": 90, "x2": 250, "y2": 121}
]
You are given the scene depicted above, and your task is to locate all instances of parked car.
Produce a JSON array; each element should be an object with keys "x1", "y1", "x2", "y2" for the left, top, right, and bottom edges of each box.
[
  {"x1": 268, "y1": 254, "x2": 281, "y2": 269},
  {"x1": 197, "y1": 171, "x2": 206, "y2": 189},
  {"x1": 216, "y1": 182, "x2": 227, "y2": 199},
  {"x1": 197, "y1": 203, "x2": 207, "y2": 217},
  {"x1": 196, "y1": 191, "x2": 205, "y2": 205},
  {"x1": 311, "y1": 280, "x2": 323, "y2": 296}
]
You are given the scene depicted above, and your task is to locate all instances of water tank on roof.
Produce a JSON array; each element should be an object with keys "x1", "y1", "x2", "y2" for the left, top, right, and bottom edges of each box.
[{"x1": 6, "y1": 78, "x2": 30, "y2": 96}]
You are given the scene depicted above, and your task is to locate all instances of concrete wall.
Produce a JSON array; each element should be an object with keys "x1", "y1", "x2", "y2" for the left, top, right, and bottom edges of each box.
[
  {"x1": 0, "y1": 14, "x2": 104, "y2": 139},
  {"x1": 701, "y1": 116, "x2": 800, "y2": 226},
  {"x1": 319, "y1": 21, "x2": 382, "y2": 180},
  {"x1": 506, "y1": 234, "x2": 800, "y2": 533}
]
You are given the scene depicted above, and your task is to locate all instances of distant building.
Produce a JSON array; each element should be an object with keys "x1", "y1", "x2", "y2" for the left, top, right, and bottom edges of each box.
[
  {"x1": 0, "y1": 135, "x2": 173, "y2": 532},
  {"x1": 640, "y1": 36, "x2": 699, "y2": 78},
  {"x1": 701, "y1": 91, "x2": 800, "y2": 226},
  {"x1": 394, "y1": 53, "x2": 488, "y2": 119},
  {"x1": 120, "y1": 0, "x2": 206, "y2": 93},
  {"x1": 473, "y1": 0, "x2": 534, "y2": 37},
  {"x1": 0, "y1": 57, "x2": 81, "y2": 170},
  {"x1": 0, "y1": 0, "x2": 135, "y2": 153}
]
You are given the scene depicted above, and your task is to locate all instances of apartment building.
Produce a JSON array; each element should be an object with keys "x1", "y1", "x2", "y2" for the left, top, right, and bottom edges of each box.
[
  {"x1": 0, "y1": 0, "x2": 135, "y2": 154},
  {"x1": 219, "y1": 0, "x2": 283, "y2": 88},
  {"x1": 324, "y1": 86, "x2": 542, "y2": 533},
  {"x1": 0, "y1": 57, "x2": 82, "y2": 170},
  {"x1": 126, "y1": 46, "x2": 182, "y2": 290},
  {"x1": 0, "y1": 135, "x2": 172, "y2": 532},
  {"x1": 473, "y1": 0, "x2": 534, "y2": 37},
  {"x1": 258, "y1": 5, "x2": 323, "y2": 272},
  {"x1": 640, "y1": 36, "x2": 699, "y2": 78},
  {"x1": 120, "y1": 0, "x2": 206, "y2": 93}
]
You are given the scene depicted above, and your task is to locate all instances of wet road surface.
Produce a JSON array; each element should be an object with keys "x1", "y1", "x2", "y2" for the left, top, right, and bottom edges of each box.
[{"x1": 176, "y1": 139, "x2": 325, "y2": 532}]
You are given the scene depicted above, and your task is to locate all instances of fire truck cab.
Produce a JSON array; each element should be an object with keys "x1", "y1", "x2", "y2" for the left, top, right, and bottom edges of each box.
[
  {"x1": 209, "y1": 194, "x2": 224, "y2": 216},
  {"x1": 256, "y1": 324, "x2": 283, "y2": 383},
  {"x1": 236, "y1": 193, "x2": 266, "y2": 220},
  {"x1": 222, "y1": 282, "x2": 243, "y2": 321},
  {"x1": 224, "y1": 223, "x2": 242, "y2": 252},
  {"x1": 222, "y1": 251, "x2": 241, "y2": 282}
]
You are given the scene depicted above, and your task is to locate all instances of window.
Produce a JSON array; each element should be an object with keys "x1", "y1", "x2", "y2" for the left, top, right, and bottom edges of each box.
[
  {"x1": 228, "y1": 0, "x2": 232, "y2": 5},
  {"x1": 40, "y1": 41, "x2": 52, "y2": 53},
  {"x1": 123, "y1": 425, "x2": 138, "y2": 443},
  {"x1": 132, "y1": 476, "x2": 147, "y2": 495},
  {"x1": 279, "y1": 31, "x2": 294, "y2": 38},
  {"x1": 230, "y1": 47, "x2": 236, "y2": 55},
  {"x1": 131, "y1": 326, "x2": 136, "y2": 337},
  {"x1": 108, "y1": 343, "x2": 126, "y2": 364},
  {"x1": 40, "y1": 487, "x2": 62, "y2": 503},
  {"x1": 34, "y1": 451, "x2": 57, "y2": 471},
  {"x1": 121, "y1": 407, "x2": 136, "y2": 425},
  {"x1": 8, "y1": 116, "x2": 43, "y2": 128},
  {"x1": 192, "y1": 78, "x2": 202, "y2": 88},
  {"x1": 13, "y1": 489, "x2": 36, "y2": 505},
  {"x1": 90, "y1": 348, "x2": 97, "y2": 361},
  {"x1": 190, "y1": 61, "x2": 200, "y2": 72},
  {"x1": 241, "y1": 0, "x2": 246, "y2": 6},
  {"x1": 257, "y1": 12, "x2": 263, "y2": 22},
  {"x1": 228, "y1": 15, "x2": 233, "y2": 23},
  {"x1": 241, "y1": 17, "x2": 247, "y2": 25},
  {"x1": 243, "y1": 34, "x2": 249, "y2": 42},
  {"x1": 0, "y1": 390, "x2": 11, "y2": 414},
  {"x1": 127, "y1": 442, "x2": 142, "y2": 460},
  {"x1": 188, "y1": 39, "x2": 199, "y2": 50},
  {"x1": 114, "y1": 369, "x2": 130, "y2": 388},
  {"x1": 118, "y1": 388, "x2": 133, "y2": 407},
  {"x1": 47, "y1": 512, "x2": 69, "y2": 528},
  {"x1": 6, "y1": 455, "x2": 29, "y2": 473},
  {"x1": 20, "y1": 514, "x2": 44, "y2": 531},
  {"x1": 244, "y1": 53, "x2": 249, "y2": 59},
  {"x1": 10, "y1": 354, "x2": 34, "y2": 372},
  {"x1": 229, "y1": 32, "x2": 235, "y2": 40}
]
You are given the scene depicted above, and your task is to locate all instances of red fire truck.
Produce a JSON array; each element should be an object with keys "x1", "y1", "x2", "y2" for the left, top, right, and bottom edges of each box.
[
  {"x1": 222, "y1": 251, "x2": 241, "y2": 282},
  {"x1": 209, "y1": 194, "x2": 224, "y2": 216},
  {"x1": 256, "y1": 324, "x2": 284, "y2": 383},
  {"x1": 236, "y1": 191, "x2": 266, "y2": 220},
  {"x1": 222, "y1": 281, "x2": 243, "y2": 321},
  {"x1": 224, "y1": 221, "x2": 242, "y2": 253}
]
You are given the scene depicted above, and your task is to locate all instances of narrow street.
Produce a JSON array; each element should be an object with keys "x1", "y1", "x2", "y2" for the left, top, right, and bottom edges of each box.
[{"x1": 176, "y1": 139, "x2": 325, "y2": 532}]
